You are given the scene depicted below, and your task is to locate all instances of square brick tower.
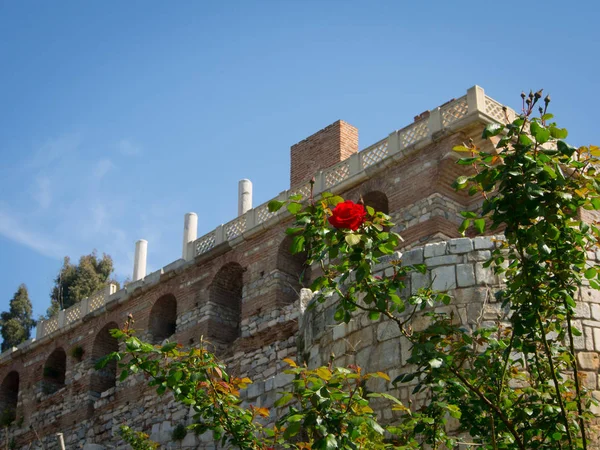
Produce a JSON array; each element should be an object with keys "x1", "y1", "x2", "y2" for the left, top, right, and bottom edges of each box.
[{"x1": 290, "y1": 120, "x2": 358, "y2": 188}]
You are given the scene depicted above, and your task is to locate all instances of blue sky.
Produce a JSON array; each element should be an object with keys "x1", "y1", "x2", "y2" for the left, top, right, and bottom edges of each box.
[{"x1": 0, "y1": 0, "x2": 598, "y2": 325}]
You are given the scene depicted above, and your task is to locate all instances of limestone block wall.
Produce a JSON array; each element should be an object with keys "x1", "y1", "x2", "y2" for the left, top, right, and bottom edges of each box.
[
  {"x1": 0, "y1": 86, "x2": 567, "y2": 448},
  {"x1": 297, "y1": 236, "x2": 600, "y2": 425}
]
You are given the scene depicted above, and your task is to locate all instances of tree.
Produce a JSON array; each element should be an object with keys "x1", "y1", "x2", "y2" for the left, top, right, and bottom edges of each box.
[
  {"x1": 1, "y1": 284, "x2": 35, "y2": 352},
  {"x1": 47, "y1": 251, "x2": 116, "y2": 317}
]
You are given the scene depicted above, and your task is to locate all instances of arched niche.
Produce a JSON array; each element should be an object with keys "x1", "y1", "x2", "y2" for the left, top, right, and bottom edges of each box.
[
  {"x1": 90, "y1": 322, "x2": 120, "y2": 396},
  {"x1": 149, "y1": 294, "x2": 178, "y2": 344},
  {"x1": 276, "y1": 236, "x2": 311, "y2": 304},
  {"x1": 209, "y1": 262, "x2": 244, "y2": 344},
  {"x1": 362, "y1": 190, "x2": 389, "y2": 216},
  {"x1": 0, "y1": 371, "x2": 19, "y2": 425},
  {"x1": 42, "y1": 348, "x2": 66, "y2": 394}
]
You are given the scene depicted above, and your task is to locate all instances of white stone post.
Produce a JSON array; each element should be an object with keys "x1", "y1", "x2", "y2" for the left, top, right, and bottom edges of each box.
[
  {"x1": 387, "y1": 131, "x2": 400, "y2": 155},
  {"x1": 238, "y1": 179, "x2": 253, "y2": 216},
  {"x1": 428, "y1": 107, "x2": 443, "y2": 135},
  {"x1": 467, "y1": 85, "x2": 486, "y2": 115},
  {"x1": 133, "y1": 239, "x2": 148, "y2": 281},
  {"x1": 182, "y1": 212, "x2": 198, "y2": 261}
]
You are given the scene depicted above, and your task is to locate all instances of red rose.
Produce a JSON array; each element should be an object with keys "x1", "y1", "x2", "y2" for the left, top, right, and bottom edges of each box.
[{"x1": 328, "y1": 200, "x2": 367, "y2": 231}]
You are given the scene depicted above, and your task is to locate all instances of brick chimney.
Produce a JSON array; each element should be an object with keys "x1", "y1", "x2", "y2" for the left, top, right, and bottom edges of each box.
[{"x1": 290, "y1": 120, "x2": 358, "y2": 188}]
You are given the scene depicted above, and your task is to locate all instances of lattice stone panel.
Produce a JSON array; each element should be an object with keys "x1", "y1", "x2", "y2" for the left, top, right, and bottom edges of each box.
[
  {"x1": 225, "y1": 216, "x2": 246, "y2": 240},
  {"x1": 43, "y1": 317, "x2": 59, "y2": 337},
  {"x1": 398, "y1": 120, "x2": 429, "y2": 148},
  {"x1": 65, "y1": 304, "x2": 81, "y2": 325},
  {"x1": 195, "y1": 232, "x2": 216, "y2": 256},
  {"x1": 324, "y1": 162, "x2": 350, "y2": 188},
  {"x1": 88, "y1": 290, "x2": 106, "y2": 313},
  {"x1": 485, "y1": 97, "x2": 506, "y2": 122},
  {"x1": 441, "y1": 97, "x2": 468, "y2": 126},
  {"x1": 289, "y1": 183, "x2": 312, "y2": 201},
  {"x1": 361, "y1": 139, "x2": 389, "y2": 168},
  {"x1": 256, "y1": 203, "x2": 277, "y2": 224}
]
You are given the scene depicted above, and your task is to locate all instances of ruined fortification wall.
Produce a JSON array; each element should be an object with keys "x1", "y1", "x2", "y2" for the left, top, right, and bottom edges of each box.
[{"x1": 2, "y1": 86, "x2": 588, "y2": 449}]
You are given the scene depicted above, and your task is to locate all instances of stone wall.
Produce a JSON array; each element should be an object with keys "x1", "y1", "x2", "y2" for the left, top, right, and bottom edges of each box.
[{"x1": 1, "y1": 86, "x2": 594, "y2": 448}]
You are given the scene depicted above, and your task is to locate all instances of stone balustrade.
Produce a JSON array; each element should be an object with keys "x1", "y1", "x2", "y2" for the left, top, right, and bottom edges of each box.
[{"x1": 190, "y1": 85, "x2": 514, "y2": 258}]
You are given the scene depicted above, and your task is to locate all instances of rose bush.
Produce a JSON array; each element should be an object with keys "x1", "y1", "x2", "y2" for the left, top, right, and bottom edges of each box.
[{"x1": 327, "y1": 199, "x2": 366, "y2": 230}]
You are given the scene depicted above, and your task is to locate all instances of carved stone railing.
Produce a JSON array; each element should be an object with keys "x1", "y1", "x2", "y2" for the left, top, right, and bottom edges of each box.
[
  {"x1": 191, "y1": 85, "x2": 516, "y2": 257},
  {"x1": 35, "y1": 284, "x2": 118, "y2": 340}
]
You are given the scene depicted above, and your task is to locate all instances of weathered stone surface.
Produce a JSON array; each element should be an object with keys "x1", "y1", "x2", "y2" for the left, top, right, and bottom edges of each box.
[
  {"x1": 577, "y1": 351, "x2": 600, "y2": 370},
  {"x1": 473, "y1": 236, "x2": 494, "y2": 250},
  {"x1": 448, "y1": 238, "x2": 473, "y2": 254},
  {"x1": 424, "y1": 242, "x2": 447, "y2": 258},
  {"x1": 456, "y1": 264, "x2": 475, "y2": 287},
  {"x1": 431, "y1": 265, "x2": 456, "y2": 291}
]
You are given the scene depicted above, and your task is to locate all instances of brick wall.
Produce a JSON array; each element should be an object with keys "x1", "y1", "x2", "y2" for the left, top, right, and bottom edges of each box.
[{"x1": 290, "y1": 120, "x2": 358, "y2": 188}]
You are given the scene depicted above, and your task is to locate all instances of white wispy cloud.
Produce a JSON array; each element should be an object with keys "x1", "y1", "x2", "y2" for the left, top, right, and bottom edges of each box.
[
  {"x1": 93, "y1": 159, "x2": 114, "y2": 180},
  {"x1": 32, "y1": 176, "x2": 52, "y2": 209},
  {"x1": 27, "y1": 133, "x2": 82, "y2": 170},
  {"x1": 117, "y1": 139, "x2": 142, "y2": 156},
  {"x1": 0, "y1": 209, "x2": 66, "y2": 258}
]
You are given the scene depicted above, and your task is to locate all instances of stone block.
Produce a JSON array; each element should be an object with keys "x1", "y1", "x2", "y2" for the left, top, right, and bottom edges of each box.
[
  {"x1": 448, "y1": 238, "x2": 473, "y2": 254},
  {"x1": 467, "y1": 250, "x2": 491, "y2": 262},
  {"x1": 431, "y1": 265, "x2": 456, "y2": 291},
  {"x1": 411, "y1": 271, "x2": 430, "y2": 294},
  {"x1": 425, "y1": 254, "x2": 462, "y2": 267},
  {"x1": 332, "y1": 323, "x2": 346, "y2": 340},
  {"x1": 424, "y1": 242, "x2": 447, "y2": 258},
  {"x1": 456, "y1": 264, "x2": 476, "y2": 287},
  {"x1": 247, "y1": 380, "x2": 264, "y2": 399},
  {"x1": 473, "y1": 236, "x2": 495, "y2": 250},
  {"x1": 377, "y1": 321, "x2": 401, "y2": 342},
  {"x1": 274, "y1": 372, "x2": 293, "y2": 389},
  {"x1": 577, "y1": 351, "x2": 600, "y2": 370},
  {"x1": 402, "y1": 248, "x2": 424, "y2": 266},
  {"x1": 369, "y1": 339, "x2": 401, "y2": 372},
  {"x1": 576, "y1": 302, "x2": 591, "y2": 319},
  {"x1": 474, "y1": 262, "x2": 495, "y2": 285}
]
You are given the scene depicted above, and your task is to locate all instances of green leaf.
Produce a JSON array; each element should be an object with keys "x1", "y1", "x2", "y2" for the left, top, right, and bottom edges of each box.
[
  {"x1": 458, "y1": 219, "x2": 470, "y2": 235},
  {"x1": 519, "y1": 134, "x2": 534, "y2": 146},
  {"x1": 474, "y1": 218, "x2": 485, "y2": 234},
  {"x1": 274, "y1": 392, "x2": 293, "y2": 408},
  {"x1": 285, "y1": 227, "x2": 304, "y2": 235},
  {"x1": 460, "y1": 211, "x2": 478, "y2": 219},
  {"x1": 452, "y1": 145, "x2": 472, "y2": 153},
  {"x1": 286, "y1": 202, "x2": 302, "y2": 214},
  {"x1": 550, "y1": 126, "x2": 568, "y2": 139},
  {"x1": 456, "y1": 176, "x2": 469, "y2": 186},
  {"x1": 482, "y1": 123, "x2": 504, "y2": 139},
  {"x1": 326, "y1": 195, "x2": 344, "y2": 207},
  {"x1": 291, "y1": 236, "x2": 305, "y2": 254},
  {"x1": 161, "y1": 342, "x2": 178, "y2": 353},
  {"x1": 585, "y1": 267, "x2": 597, "y2": 279},
  {"x1": 345, "y1": 234, "x2": 361, "y2": 246},
  {"x1": 284, "y1": 421, "x2": 301, "y2": 439},
  {"x1": 268, "y1": 200, "x2": 285, "y2": 212},
  {"x1": 530, "y1": 121, "x2": 550, "y2": 144},
  {"x1": 323, "y1": 434, "x2": 338, "y2": 450}
]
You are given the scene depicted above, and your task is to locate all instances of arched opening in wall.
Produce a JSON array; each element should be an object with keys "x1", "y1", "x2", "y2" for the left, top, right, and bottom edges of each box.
[
  {"x1": 90, "y1": 322, "x2": 119, "y2": 396},
  {"x1": 362, "y1": 191, "x2": 389, "y2": 216},
  {"x1": 42, "y1": 348, "x2": 66, "y2": 395},
  {"x1": 0, "y1": 372, "x2": 19, "y2": 425},
  {"x1": 276, "y1": 236, "x2": 312, "y2": 304},
  {"x1": 149, "y1": 294, "x2": 177, "y2": 344},
  {"x1": 209, "y1": 263, "x2": 244, "y2": 344}
]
